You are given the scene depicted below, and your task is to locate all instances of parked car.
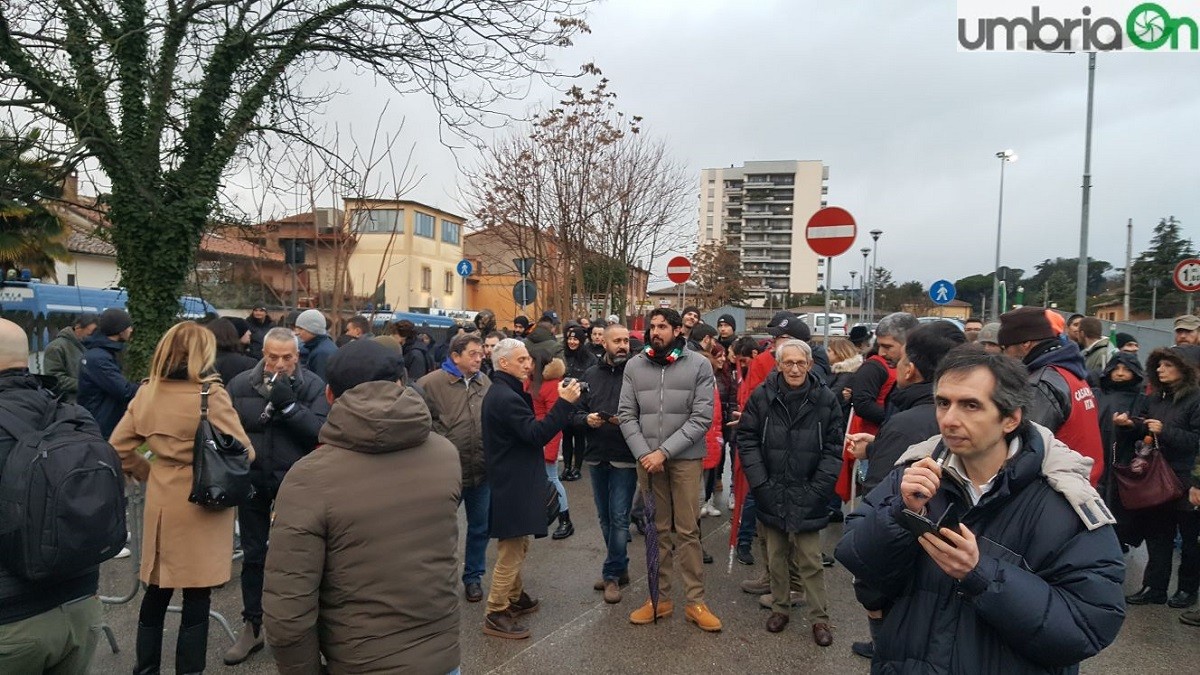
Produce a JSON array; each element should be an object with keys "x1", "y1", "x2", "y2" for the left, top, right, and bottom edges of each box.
[
  {"x1": 798, "y1": 312, "x2": 848, "y2": 337},
  {"x1": 917, "y1": 316, "x2": 965, "y2": 332}
]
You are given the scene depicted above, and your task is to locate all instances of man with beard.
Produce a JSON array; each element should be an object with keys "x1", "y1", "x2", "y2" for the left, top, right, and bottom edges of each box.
[
  {"x1": 681, "y1": 306, "x2": 702, "y2": 341},
  {"x1": 619, "y1": 309, "x2": 719, "y2": 631},
  {"x1": 573, "y1": 324, "x2": 636, "y2": 604}
]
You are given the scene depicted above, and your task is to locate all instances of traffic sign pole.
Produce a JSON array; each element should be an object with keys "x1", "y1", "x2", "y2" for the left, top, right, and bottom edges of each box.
[
  {"x1": 823, "y1": 257, "x2": 833, "y2": 340},
  {"x1": 806, "y1": 208, "x2": 857, "y2": 340}
]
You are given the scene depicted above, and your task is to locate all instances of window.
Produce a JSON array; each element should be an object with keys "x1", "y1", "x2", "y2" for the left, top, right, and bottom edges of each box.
[
  {"x1": 352, "y1": 208, "x2": 403, "y2": 234},
  {"x1": 415, "y1": 212, "x2": 435, "y2": 238},
  {"x1": 421, "y1": 266, "x2": 432, "y2": 291},
  {"x1": 67, "y1": 274, "x2": 76, "y2": 286},
  {"x1": 441, "y1": 220, "x2": 460, "y2": 244},
  {"x1": 445, "y1": 271, "x2": 455, "y2": 294}
]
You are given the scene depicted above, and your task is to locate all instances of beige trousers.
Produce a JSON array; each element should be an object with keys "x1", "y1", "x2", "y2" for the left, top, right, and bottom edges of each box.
[
  {"x1": 486, "y1": 536, "x2": 530, "y2": 614},
  {"x1": 638, "y1": 459, "x2": 705, "y2": 604}
]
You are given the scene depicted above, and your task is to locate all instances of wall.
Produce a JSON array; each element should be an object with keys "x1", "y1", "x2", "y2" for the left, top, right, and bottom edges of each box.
[{"x1": 53, "y1": 254, "x2": 121, "y2": 288}]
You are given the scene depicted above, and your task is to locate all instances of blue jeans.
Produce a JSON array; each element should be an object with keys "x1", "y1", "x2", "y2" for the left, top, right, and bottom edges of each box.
[
  {"x1": 546, "y1": 462, "x2": 568, "y2": 511},
  {"x1": 460, "y1": 483, "x2": 491, "y2": 585},
  {"x1": 590, "y1": 462, "x2": 638, "y2": 580},
  {"x1": 737, "y1": 491, "x2": 758, "y2": 550}
]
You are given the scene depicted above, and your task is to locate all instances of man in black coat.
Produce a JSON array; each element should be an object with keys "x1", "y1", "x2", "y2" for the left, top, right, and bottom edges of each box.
[
  {"x1": 246, "y1": 305, "x2": 275, "y2": 359},
  {"x1": 842, "y1": 321, "x2": 965, "y2": 659},
  {"x1": 573, "y1": 323, "x2": 636, "y2": 603},
  {"x1": 481, "y1": 338, "x2": 580, "y2": 641},
  {"x1": 223, "y1": 326, "x2": 331, "y2": 666},
  {"x1": 836, "y1": 349, "x2": 1125, "y2": 674},
  {"x1": 77, "y1": 308, "x2": 139, "y2": 439},
  {"x1": 737, "y1": 338, "x2": 843, "y2": 645}
]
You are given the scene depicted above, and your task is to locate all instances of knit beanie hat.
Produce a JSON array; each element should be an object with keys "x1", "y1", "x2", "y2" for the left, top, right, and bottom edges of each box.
[
  {"x1": 1114, "y1": 332, "x2": 1137, "y2": 349},
  {"x1": 682, "y1": 306, "x2": 701, "y2": 318},
  {"x1": 977, "y1": 322, "x2": 1001, "y2": 345},
  {"x1": 97, "y1": 308, "x2": 132, "y2": 336},
  {"x1": 997, "y1": 307, "x2": 1056, "y2": 346},
  {"x1": 295, "y1": 309, "x2": 328, "y2": 337},
  {"x1": 717, "y1": 314, "x2": 736, "y2": 330}
]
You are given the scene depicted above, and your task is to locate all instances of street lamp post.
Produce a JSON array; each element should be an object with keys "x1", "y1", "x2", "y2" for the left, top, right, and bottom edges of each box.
[
  {"x1": 1075, "y1": 51, "x2": 1096, "y2": 315},
  {"x1": 869, "y1": 230, "x2": 882, "y2": 320},
  {"x1": 993, "y1": 149, "x2": 1018, "y2": 321},
  {"x1": 860, "y1": 247, "x2": 870, "y2": 323},
  {"x1": 849, "y1": 270, "x2": 858, "y2": 319}
]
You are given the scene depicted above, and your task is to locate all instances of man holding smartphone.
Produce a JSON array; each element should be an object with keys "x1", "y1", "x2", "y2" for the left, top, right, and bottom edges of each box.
[
  {"x1": 573, "y1": 324, "x2": 636, "y2": 604},
  {"x1": 836, "y1": 347, "x2": 1125, "y2": 673}
]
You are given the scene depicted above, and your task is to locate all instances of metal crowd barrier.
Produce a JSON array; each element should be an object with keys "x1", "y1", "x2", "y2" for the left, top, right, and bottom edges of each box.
[{"x1": 99, "y1": 482, "x2": 237, "y2": 653}]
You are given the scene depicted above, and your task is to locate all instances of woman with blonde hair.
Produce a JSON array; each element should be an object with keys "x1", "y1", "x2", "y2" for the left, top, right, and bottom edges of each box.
[
  {"x1": 111, "y1": 321, "x2": 254, "y2": 675},
  {"x1": 826, "y1": 337, "x2": 863, "y2": 405}
]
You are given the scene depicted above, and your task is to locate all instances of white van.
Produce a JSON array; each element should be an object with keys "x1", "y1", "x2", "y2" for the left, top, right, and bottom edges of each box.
[{"x1": 797, "y1": 313, "x2": 848, "y2": 337}]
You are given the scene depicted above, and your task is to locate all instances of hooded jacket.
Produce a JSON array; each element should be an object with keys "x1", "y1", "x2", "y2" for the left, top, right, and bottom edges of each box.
[
  {"x1": 1023, "y1": 339, "x2": 1104, "y2": 485},
  {"x1": 41, "y1": 327, "x2": 86, "y2": 402},
  {"x1": 573, "y1": 355, "x2": 636, "y2": 465},
  {"x1": 1124, "y1": 348, "x2": 1200, "y2": 487},
  {"x1": 418, "y1": 359, "x2": 491, "y2": 489},
  {"x1": 618, "y1": 343, "x2": 715, "y2": 461},
  {"x1": 563, "y1": 327, "x2": 597, "y2": 380},
  {"x1": 529, "y1": 357, "x2": 566, "y2": 463},
  {"x1": 526, "y1": 325, "x2": 563, "y2": 364},
  {"x1": 737, "y1": 371, "x2": 844, "y2": 532},
  {"x1": 77, "y1": 335, "x2": 140, "y2": 438},
  {"x1": 1098, "y1": 352, "x2": 1146, "y2": 467},
  {"x1": 483, "y1": 371, "x2": 575, "y2": 539},
  {"x1": 0, "y1": 370, "x2": 100, "y2": 625},
  {"x1": 403, "y1": 339, "x2": 434, "y2": 381},
  {"x1": 836, "y1": 422, "x2": 1125, "y2": 675},
  {"x1": 263, "y1": 382, "x2": 460, "y2": 675},
  {"x1": 227, "y1": 360, "x2": 330, "y2": 493},
  {"x1": 862, "y1": 381, "x2": 937, "y2": 494}
]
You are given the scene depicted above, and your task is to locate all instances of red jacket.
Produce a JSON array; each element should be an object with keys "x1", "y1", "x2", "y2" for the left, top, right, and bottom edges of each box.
[
  {"x1": 704, "y1": 387, "x2": 723, "y2": 471},
  {"x1": 739, "y1": 350, "x2": 776, "y2": 410},
  {"x1": 528, "y1": 359, "x2": 566, "y2": 463}
]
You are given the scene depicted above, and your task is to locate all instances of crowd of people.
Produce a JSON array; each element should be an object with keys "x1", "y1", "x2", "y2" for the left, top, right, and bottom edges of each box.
[{"x1": 3, "y1": 297, "x2": 1200, "y2": 673}]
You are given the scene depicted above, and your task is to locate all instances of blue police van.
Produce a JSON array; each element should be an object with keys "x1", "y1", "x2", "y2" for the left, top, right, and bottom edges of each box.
[{"x1": 0, "y1": 279, "x2": 217, "y2": 370}]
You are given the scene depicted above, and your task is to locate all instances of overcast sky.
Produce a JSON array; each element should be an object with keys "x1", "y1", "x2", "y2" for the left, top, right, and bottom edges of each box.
[{"x1": 301, "y1": 0, "x2": 1200, "y2": 291}]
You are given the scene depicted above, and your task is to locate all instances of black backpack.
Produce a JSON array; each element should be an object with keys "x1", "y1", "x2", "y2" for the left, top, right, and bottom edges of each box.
[{"x1": 0, "y1": 397, "x2": 128, "y2": 580}]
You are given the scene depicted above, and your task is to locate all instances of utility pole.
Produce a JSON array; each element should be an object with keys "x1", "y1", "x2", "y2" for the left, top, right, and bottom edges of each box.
[
  {"x1": 1075, "y1": 52, "x2": 1097, "y2": 315},
  {"x1": 1123, "y1": 218, "x2": 1132, "y2": 321}
]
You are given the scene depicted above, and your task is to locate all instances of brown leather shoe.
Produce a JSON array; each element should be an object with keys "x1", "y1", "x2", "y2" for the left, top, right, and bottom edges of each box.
[
  {"x1": 509, "y1": 591, "x2": 539, "y2": 616},
  {"x1": 483, "y1": 610, "x2": 530, "y2": 639},
  {"x1": 813, "y1": 622, "x2": 833, "y2": 647},
  {"x1": 629, "y1": 598, "x2": 674, "y2": 624},
  {"x1": 766, "y1": 612, "x2": 789, "y2": 633},
  {"x1": 464, "y1": 582, "x2": 483, "y2": 603},
  {"x1": 603, "y1": 580, "x2": 622, "y2": 604}
]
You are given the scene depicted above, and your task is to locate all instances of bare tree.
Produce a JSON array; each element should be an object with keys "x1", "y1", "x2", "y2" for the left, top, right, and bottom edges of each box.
[
  {"x1": 0, "y1": 0, "x2": 591, "y2": 367},
  {"x1": 465, "y1": 77, "x2": 690, "y2": 319}
]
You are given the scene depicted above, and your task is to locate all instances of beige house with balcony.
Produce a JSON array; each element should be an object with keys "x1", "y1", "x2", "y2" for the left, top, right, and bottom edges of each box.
[{"x1": 343, "y1": 199, "x2": 465, "y2": 312}]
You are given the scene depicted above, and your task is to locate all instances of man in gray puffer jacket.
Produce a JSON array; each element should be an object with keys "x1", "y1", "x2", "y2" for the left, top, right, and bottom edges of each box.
[{"x1": 618, "y1": 308, "x2": 719, "y2": 632}]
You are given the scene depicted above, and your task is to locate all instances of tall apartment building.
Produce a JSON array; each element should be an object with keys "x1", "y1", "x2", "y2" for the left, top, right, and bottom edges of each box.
[{"x1": 698, "y1": 160, "x2": 828, "y2": 304}]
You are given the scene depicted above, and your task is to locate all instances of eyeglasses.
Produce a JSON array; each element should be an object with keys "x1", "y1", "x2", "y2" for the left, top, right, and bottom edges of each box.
[{"x1": 779, "y1": 360, "x2": 809, "y2": 371}]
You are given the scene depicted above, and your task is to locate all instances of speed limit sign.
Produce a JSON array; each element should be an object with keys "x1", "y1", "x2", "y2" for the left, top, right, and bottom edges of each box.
[{"x1": 1173, "y1": 258, "x2": 1200, "y2": 293}]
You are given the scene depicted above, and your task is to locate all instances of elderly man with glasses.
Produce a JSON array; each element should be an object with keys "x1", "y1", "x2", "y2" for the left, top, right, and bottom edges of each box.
[{"x1": 736, "y1": 339, "x2": 844, "y2": 645}]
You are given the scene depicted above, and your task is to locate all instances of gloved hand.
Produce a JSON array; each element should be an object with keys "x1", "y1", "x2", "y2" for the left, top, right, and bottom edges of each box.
[{"x1": 268, "y1": 376, "x2": 297, "y2": 411}]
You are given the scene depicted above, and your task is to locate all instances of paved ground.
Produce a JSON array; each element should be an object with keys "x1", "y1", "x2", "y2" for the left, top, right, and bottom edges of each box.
[{"x1": 91, "y1": 469, "x2": 1198, "y2": 674}]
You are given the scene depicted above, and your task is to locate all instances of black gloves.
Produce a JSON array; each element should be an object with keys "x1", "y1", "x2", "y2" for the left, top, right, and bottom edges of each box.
[{"x1": 268, "y1": 375, "x2": 297, "y2": 411}]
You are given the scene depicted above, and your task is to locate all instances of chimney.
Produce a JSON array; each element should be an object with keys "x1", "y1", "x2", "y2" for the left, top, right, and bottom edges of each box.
[{"x1": 62, "y1": 172, "x2": 79, "y2": 202}]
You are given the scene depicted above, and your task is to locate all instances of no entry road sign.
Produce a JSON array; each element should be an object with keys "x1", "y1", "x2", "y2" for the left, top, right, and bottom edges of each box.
[
  {"x1": 805, "y1": 207, "x2": 857, "y2": 258},
  {"x1": 667, "y1": 256, "x2": 692, "y2": 284}
]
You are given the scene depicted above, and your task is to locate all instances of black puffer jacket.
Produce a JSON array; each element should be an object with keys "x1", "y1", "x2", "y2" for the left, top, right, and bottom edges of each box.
[
  {"x1": 0, "y1": 370, "x2": 101, "y2": 625},
  {"x1": 837, "y1": 424, "x2": 1126, "y2": 674},
  {"x1": 563, "y1": 327, "x2": 596, "y2": 380},
  {"x1": 1124, "y1": 348, "x2": 1200, "y2": 486},
  {"x1": 246, "y1": 315, "x2": 274, "y2": 359},
  {"x1": 737, "y1": 371, "x2": 844, "y2": 533},
  {"x1": 863, "y1": 381, "x2": 937, "y2": 494},
  {"x1": 574, "y1": 357, "x2": 634, "y2": 464},
  {"x1": 1098, "y1": 352, "x2": 1146, "y2": 467},
  {"x1": 227, "y1": 361, "x2": 331, "y2": 493}
]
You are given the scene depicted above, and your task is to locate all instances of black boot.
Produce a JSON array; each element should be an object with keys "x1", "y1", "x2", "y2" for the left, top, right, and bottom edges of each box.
[
  {"x1": 134, "y1": 623, "x2": 163, "y2": 675},
  {"x1": 175, "y1": 622, "x2": 209, "y2": 675},
  {"x1": 552, "y1": 511, "x2": 574, "y2": 540}
]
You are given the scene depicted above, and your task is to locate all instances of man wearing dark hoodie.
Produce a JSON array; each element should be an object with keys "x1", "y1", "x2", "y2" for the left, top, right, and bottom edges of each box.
[
  {"x1": 77, "y1": 308, "x2": 139, "y2": 439},
  {"x1": 293, "y1": 309, "x2": 336, "y2": 381},
  {"x1": 998, "y1": 307, "x2": 1104, "y2": 486},
  {"x1": 393, "y1": 320, "x2": 434, "y2": 381},
  {"x1": 263, "y1": 339, "x2": 462, "y2": 675},
  {"x1": 246, "y1": 305, "x2": 274, "y2": 359},
  {"x1": 41, "y1": 311, "x2": 96, "y2": 403}
]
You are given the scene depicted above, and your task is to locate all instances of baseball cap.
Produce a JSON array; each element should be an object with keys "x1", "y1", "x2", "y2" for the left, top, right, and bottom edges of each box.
[
  {"x1": 1174, "y1": 315, "x2": 1200, "y2": 331},
  {"x1": 767, "y1": 315, "x2": 811, "y2": 341}
]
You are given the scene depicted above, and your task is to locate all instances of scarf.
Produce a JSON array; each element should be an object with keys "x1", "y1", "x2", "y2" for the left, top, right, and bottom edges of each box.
[{"x1": 645, "y1": 335, "x2": 686, "y2": 366}]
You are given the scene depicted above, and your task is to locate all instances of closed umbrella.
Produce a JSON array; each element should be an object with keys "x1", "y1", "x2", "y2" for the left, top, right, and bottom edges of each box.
[
  {"x1": 728, "y1": 451, "x2": 749, "y2": 573},
  {"x1": 642, "y1": 473, "x2": 661, "y2": 622}
]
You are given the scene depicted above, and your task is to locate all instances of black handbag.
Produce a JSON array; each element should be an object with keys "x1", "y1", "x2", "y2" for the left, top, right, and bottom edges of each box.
[
  {"x1": 188, "y1": 383, "x2": 255, "y2": 510},
  {"x1": 545, "y1": 481, "x2": 561, "y2": 527}
]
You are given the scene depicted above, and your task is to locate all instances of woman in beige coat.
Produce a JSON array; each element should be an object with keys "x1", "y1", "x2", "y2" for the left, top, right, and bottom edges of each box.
[{"x1": 111, "y1": 321, "x2": 254, "y2": 675}]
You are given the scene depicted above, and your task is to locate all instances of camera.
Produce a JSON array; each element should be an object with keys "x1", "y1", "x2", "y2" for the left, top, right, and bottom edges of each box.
[{"x1": 563, "y1": 378, "x2": 589, "y2": 392}]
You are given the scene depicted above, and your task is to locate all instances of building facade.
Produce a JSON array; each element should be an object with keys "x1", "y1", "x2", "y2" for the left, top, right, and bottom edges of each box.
[{"x1": 698, "y1": 160, "x2": 828, "y2": 305}]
